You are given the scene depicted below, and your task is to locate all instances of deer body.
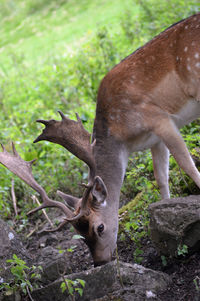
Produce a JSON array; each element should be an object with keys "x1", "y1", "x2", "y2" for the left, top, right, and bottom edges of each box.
[
  {"x1": 0, "y1": 13, "x2": 200, "y2": 266},
  {"x1": 93, "y1": 12, "x2": 200, "y2": 201}
]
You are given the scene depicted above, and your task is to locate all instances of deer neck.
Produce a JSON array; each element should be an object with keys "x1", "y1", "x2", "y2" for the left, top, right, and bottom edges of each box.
[{"x1": 93, "y1": 126, "x2": 129, "y2": 210}]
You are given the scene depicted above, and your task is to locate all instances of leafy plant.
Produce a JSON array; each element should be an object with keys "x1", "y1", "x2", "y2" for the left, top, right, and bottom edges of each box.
[
  {"x1": 0, "y1": 254, "x2": 42, "y2": 298},
  {"x1": 177, "y1": 244, "x2": 188, "y2": 257},
  {"x1": 161, "y1": 255, "x2": 168, "y2": 267},
  {"x1": 60, "y1": 278, "x2": 85, "y2": 298},
  {"x1": 57, "y1": 234, "x2": 86, "y2": 299}
]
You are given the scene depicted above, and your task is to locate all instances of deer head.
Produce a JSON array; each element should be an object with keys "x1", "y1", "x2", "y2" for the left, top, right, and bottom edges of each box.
[{"x1": 0, "y1": 112, "x2": 118, "y2": 266}]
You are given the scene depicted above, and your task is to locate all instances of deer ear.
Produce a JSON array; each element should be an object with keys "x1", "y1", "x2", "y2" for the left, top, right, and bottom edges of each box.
[
  {"x1": 57, "y1": 190, "x2": 79, "y2": 209},
  {"x1": 92, "y1": 176, "x2": 107, "y2": 204}
]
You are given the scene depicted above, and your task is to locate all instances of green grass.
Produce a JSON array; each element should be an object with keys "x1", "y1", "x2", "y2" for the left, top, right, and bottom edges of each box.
[{"x1": 0, "y1": 0, "x2": 137, "y2": 72}]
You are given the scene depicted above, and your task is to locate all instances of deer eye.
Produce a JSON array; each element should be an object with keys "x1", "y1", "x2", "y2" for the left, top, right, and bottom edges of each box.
[{"x1": 97, "y1": 224, "x2": 104, "y2": 235}]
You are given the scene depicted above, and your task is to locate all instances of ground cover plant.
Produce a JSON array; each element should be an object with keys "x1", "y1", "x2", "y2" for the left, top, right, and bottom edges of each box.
[{"x1": 0, "y1": 0, "x2": 200, "y2": 300}]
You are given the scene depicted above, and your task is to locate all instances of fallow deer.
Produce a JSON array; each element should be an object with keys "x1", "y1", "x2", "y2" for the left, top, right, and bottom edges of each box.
[{"x1": 0, "y1": 13, "x2": 200, "y2": 266}]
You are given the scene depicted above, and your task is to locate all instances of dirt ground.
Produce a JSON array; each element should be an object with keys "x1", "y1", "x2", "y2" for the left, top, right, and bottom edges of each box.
[
  {"x1": 21, "y1": 210, "x2": 200, "y2": 301},
  {"x1": 118, "y1": 237, "x2": 200, "y2": 301}
]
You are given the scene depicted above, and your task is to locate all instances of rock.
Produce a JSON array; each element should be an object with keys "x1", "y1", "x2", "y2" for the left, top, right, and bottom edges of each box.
[
  {"x1": 32, "y1": 260, "x2": 171, "y2": 301},
  {"x1": 0, "y1": 218, "x2": 31, "y2": 300},
  {"x1": 36, "y1": 246, "x2": 72, "y2": 284},
  {"x1": 0, "y1": 218, "x2": 31, "y2": 272},
  {"x1": 148, "y1": 195, "x2": 200, "y2": 256}
]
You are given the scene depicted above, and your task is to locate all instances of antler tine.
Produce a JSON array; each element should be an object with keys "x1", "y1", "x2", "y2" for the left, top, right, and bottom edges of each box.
[
  {"x1": 38, "y1": 219, "x2": 69, "y2": 233},
  {"x1": 34, "y1": 111, "x2": 96, "y2": 180},
  {"x1": 65, "y1": 184, "x2": 93, "y2": 221},
  {"x1": 0, "y1": 143, "x2": 74, "y2": 219},
  {"x1": 36, "y1": 119, "x2": 50, "y2": 126}
]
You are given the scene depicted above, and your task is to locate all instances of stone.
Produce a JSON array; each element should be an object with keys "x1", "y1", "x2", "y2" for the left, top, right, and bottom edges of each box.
[
  {"x1": 148, "y1": 195, "x2": 200, "y2": 256},
  {"x1": 32, "y1": 260, "x2": 171, "y2": 301},
  {"x1": 0, "y1": 218, "x2": 31, "y2": 300}
]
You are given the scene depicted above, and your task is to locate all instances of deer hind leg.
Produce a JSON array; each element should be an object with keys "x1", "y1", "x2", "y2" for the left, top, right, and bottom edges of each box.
[
  {"x1": 153, "y1": 117, "x2": 200, "y2": 190},
  {"x1": 151, "y1": 141, "x2": 170, "y2": 199}
]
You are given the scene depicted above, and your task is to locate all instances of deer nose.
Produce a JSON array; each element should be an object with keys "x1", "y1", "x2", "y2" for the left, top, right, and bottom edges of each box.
[
  {"x1": 94, "y1": 260, "x2": 109, "y2": 267},
  {"x1": 93, "y1": 246, "x2": 115, "y2": 267}
]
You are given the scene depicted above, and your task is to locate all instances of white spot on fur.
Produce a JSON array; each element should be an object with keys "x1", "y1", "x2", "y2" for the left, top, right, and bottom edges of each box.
[
  {"x1": 195, "y1": 62, "x2": 200, "y2": 68},
  {"x1": 187, "y1": 65, "x2": 191, "y2": 71},
  {"x1": 176, "y1": 56, "x2": 179, "y2": 61},
  {"x1": 185, "y1": 25, "x2": 188, "y2": 29},
  {"x1": 187, "y1": 57, "x2": 190, "y2": 61},
  {"x1": 123, "y1": 98, "x2": 131, "y2": 105},
  {"x1": 184, "y1": 46, "x2": 188, "y2": 52},
  {"x1": 8, "y1": 232, "x2": 14, "y2": 240},
  {"x1": 195, "y1": 53, "x2": 199, "y2": 59}
]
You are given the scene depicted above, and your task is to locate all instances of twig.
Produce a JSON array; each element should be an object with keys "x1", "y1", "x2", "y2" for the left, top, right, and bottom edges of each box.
[
  {"x1": 178, "y1": 166, "x2": 192, "y2": 194},
  {"x1": 57, "y1": 255, "x2": 74, "y2": 301},
  {"x1": 11, "y1": 179, "x2": 18, "y2": 216},
  {"x1": 26, "y1": 285, "x2": 35, "y2": 301},
  {"x1": 61, "y1": 274, "x2": 74, "y2": 301},
  {"x1": 31, "y1": 195, "x2": 54, "y2": 227},
  {"x1": 115, "y1": 247, "x2": 124, "y2": 289},
  {"x1": 26, "y1": 227, "x2": 38, "y2": 238}
]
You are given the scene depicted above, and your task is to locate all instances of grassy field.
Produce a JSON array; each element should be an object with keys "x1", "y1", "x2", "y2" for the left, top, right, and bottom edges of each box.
[{"x1": 0, "y1": 0, "x2": 137, "y2": 71}]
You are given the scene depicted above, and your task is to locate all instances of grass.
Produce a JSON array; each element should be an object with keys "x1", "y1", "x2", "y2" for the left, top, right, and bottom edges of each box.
[{"x1": 0, "y1": 0, "x2": 137, "y2": 72}]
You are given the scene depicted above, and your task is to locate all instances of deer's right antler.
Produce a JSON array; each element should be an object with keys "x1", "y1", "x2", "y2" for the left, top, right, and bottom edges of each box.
[
  {"x1": 0, "y1": 142, "x2": 94, "y2": 225},
  {"x1": 0, "y1": 143, "x2": 75, "y2": 219},
  {"x1": 0, "y1": 112, "x2": 98, "y2": 228},
  {"x1": 34, "y1": 111, "x2": 96, "y2": 181}
]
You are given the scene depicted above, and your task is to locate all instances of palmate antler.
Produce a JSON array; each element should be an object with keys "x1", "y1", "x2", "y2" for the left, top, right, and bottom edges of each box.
[
  {"x1": 34, "y1": 111, "x2": 96, "y2": 181},
  {"x1": 0, "y1": 143, "x2": 73, "y2": 218},
  {"x1": 0, "y1": 112, "x2": 96, "y2": 228}
]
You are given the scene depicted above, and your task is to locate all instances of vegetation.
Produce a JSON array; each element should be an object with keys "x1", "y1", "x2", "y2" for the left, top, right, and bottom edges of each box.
[
  {"x1": 0, "y1": 0, "x2": 199, "y2": 272},
  {"x1": 0, "y1": 254, "x2": 42, "y2": 298}
]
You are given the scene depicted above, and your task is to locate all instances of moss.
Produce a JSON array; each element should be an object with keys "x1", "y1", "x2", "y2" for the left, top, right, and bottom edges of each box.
[{"x1": 118, "y1": 191, "x2": 144, "y2": 234}]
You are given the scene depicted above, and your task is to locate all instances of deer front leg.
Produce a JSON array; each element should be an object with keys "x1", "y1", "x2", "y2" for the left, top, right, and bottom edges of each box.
[
  {"x1": 153, "y1": 118, "x2": 200, "y2": 189},
  {"x1": 151, "y1": 141, "x2": 170, "y2": 199}
]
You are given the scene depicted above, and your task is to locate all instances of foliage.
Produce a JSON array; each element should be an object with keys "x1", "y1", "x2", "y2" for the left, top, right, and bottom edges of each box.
[
  {"x1": 177, "y1": 244, "x2": 189, "y2": 257},
  {"x1": 161, "y1": 255, "x2": 168, "y2": 267},
  {"x1": 0, "y1": 254, "x2": 42, "y2": 297},
  {"x1": 60, "y1": 278, "x2": 85, "y2": 298},
  {"x1": 58, "y1": 234, "x2": 86, "y2": 298}
]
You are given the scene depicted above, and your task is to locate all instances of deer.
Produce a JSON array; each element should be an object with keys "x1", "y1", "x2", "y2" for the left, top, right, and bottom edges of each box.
[{"x1": 0, "y1": 13, "x2": 200, "y2": 267}]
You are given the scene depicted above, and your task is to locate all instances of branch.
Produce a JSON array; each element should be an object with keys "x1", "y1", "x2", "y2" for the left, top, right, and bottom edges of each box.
[
  {"x1": 31, "y1": 195, "x2": 54, "y2": 227},
  {"x1": 11, "y1": 179, "x2": 18, "y2": 216}
]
